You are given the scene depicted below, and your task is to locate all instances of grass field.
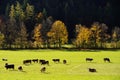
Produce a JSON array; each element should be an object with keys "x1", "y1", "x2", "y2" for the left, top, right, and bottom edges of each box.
[{"x1": 0, "y1": 49, "x2": 120, "y2": 80}]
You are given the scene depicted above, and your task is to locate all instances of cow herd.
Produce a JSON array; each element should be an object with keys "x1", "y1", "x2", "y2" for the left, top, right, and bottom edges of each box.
[
  {"x1": 1, "y1": 58, "x2": 67, "y2": 73},
  {"x1": 1, "y1": 57, "x2": 111, "y2": 73},
  {"x1": 86, "y1": 57, "x2": 111, "y2": 72}
]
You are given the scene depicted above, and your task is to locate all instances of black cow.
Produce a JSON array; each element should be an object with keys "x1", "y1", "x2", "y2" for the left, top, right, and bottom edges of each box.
[
  {"x1": 63, "y1": 60, "x2": 67, "y2": 64},
  {"x1": 40, "y1": 60, "x2": 49, "y2": 65},
  {"x1": 2, "y1": 58, "x2": 8, "y2": 61},
  {"x1": 104, "y1": 58, "x2": 110, "y2": 62},
  {"x1": 32, "y1": 59, "x2": 38, "y2": 63},
  {"x1": 52, "y1": 59, "x2": 60, "y2": 63},
  {"x1": 23, "y1": 60, "x2": 32, "y2": 64},
  {"x1": 5, "y1": 63, "x2": 14, "y2": 70},
  {"x1": 88, "y1": 68, "x2": 96, "y2": 72},
  {"x1": 40, "y1": 67, "x2": 46, "y2": 72},
  {"x1": 39, "y1": 59, "x2": 46, "y2": 63},
  {"x1": 18, "y1": 66, "x2": 23, "y2": 71},
  {"x1": 86, "y1": 58, "x2": 93, "y2": 62}
]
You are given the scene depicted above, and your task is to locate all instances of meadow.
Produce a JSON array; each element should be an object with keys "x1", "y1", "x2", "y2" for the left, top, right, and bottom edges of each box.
[{"x1": 0, "y1": 49, "x2": 120, "y2": 80}]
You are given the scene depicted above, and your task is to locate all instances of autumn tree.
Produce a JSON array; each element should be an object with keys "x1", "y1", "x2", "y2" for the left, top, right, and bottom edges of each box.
[
  {"x1": 75, "y1": 24, "x2": 92, "y2": 48},
  {"x1": 47, "y1": 20, "x2": 68, "y2": 48},
  {"x1": 15, "y1": 22, "x2": 28, "y2": 48},
  {"x1": 0, "y1": 32, "x2": 4, "y2": 48},
  {"x1": 33, "y1": 24, "x2": 43, "y2": 48},
  {"x1": 4, "y1": 4, "x2": 18, "y2": 48},
  {"x1": 99, "y1": 23, "x2": 109, "y2": 48},
  {"x1": 112, "y1": 26, "x2": 120, "y2": 48},
  {"x1": 90, "y1": 22, "x2": 109, "y2": 48},
  {"x1": 41, "y1": 16, "x2": 53, "y2": 48}
]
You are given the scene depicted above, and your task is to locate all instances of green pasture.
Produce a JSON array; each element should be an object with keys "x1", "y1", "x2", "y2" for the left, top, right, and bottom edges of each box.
[{"x1": 0, "y1": 49, "x2": 120, "y2": 80}]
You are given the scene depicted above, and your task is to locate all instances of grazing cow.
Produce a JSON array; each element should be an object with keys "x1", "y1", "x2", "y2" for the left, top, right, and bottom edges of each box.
[
  {"x1": 2, "y1": 58, "x2": 7, "y2": 61},
  {"x1": 40, "y1": 60, "x2": 49, "y2": 65},
  {"x1": 88, "y1": 68, "x2": 96, "y2": 72},
  {"x1": 52, "y1": 59, "x2": 60, "y2": 63},
  {"x1": 86, "y1": 58, "x2": 93, "y2": 62},
  {"x1": 39, "y1": 59, "x2": 46, "y2": 63},
  {"x1": 104, "y1": 58, "x2": 110, "y2": 62},
  {"x1": 63, "y1": 60, "x2": 67, "y2": 64},
  {"x1": 23, "y1": 60, "x2": 32, "y2": 64},
  {"x1": 32, "y1": 59, "x2": 38, "y2": 63},
  {"x1": 40, "y1": 67, "x2": 46, "y2": 72},
  {"x1": 5, "y1": 63, "x2": 14, "y2": 70},
  {"x1": 18, "y1": 66, "x2": 23, "y2": 71}
]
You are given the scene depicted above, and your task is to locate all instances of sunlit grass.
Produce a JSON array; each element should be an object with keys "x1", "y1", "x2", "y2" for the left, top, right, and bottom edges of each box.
[{"x1": 0, "y1": 49, "x2": 120, "y2": 80}]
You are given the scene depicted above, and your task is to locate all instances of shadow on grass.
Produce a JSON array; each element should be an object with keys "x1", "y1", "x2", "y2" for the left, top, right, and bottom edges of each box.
[
  {"x1": 8, "y1": 69, "x2": 27, "y2": 73},
  {"x1": 1, "y1": 47, "x2": 120, "y2": 52}
]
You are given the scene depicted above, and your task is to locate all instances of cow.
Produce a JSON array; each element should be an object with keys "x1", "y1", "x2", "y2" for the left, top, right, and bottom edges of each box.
[
  {"x1": 104, "y1": 58, "x2": 110, "y2": 62},
  {"x1": 5, "y1": 63, "x2": 14, "y2": 70},
  {"x1": 39, "y1": 59, "x2": 46, "y2": 63},
  {"x1": 88, "y1": 68, "x2": 96, "y2": 72},
  {"x1": 18, "y1": 66, "x2": 23, "y2": 71},
  {"x1": 2, "y1": 58, "x2": 8, "y2": 61},
  {"x1": 32, "y1": 59, "x2": 38, "y2": 63},
  {"x1": 40, "y1": 67, "x2": 46, "y2": 73},
  {"x1": 23, "y1": 60, "x2": 32, "y2": 64},
  {"x1": 40, "y1": 60, "x2": 49, "y2": 65},
  {"x1": 63, "y1": 60, "x2": 67, "y2": 64},
  {"x1": 86, "y1": 58, "x2": 93, "y2": 62},
  {"x1": 52, "y1": 59, "x2": 60, "y2": 63}
]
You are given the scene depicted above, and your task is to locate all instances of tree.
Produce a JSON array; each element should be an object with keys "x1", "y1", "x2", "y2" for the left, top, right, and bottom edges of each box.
[
  {"x1": 90, "y1": 22, "x2": 101, "y2": 48},
  {"x1": 25, "y1": 3, "x2": 34, "y2": 20},
  {"x1": 9, "y1": 5, "x2": 15, "y2": 20},
  {"x1": 99, "y1": 23, "x2": 108, "y2": 48},
  {"x1": 33, "y1": 24, "x2": 43, "y2": 48},
  {"x1": 5, "y1": 4, "x2": 18, "y2": 48},
  {"x1": 47, "y1": 20, "x2": 68, "y2": 48},
  {"x1": 0, "y1": 32, "x2": 4, "y2": 48},
  {"x1": 41, "y1": 16, "x2": 54, "y2": 48},
  {"x1": 15, "y1": 22, "x2": 28, "y2": 48},
  {"x1": 90, "y1": 22, "x2": 110, "y2": 48},
  {"x1": 75, "y1": 24, "x2": 92, "y2": 48},
  {"x1": 112, "y1": 26, "x2": 120, "y2": 48},
  {"x1": 15, "y1": 1, "x2": 25, "y2": 21}
]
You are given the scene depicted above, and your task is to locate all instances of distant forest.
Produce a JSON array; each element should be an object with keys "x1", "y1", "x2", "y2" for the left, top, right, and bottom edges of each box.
[
  {"x1": 0, "y1": 0, "x2": 120, "y2": 49},
  {"x1": 0, "y1": 0, "x2": 120, "y2": 32}
]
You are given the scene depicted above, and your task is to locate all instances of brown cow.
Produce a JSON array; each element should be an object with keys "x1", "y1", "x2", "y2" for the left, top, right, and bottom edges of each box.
[{"x1": 40, "y1": 67, "x2": 46, "y2": 72}]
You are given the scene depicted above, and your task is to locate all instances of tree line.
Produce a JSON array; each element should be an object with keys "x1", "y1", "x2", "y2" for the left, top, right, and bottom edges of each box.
[{"x1": 0, "y1": 1, "x2": 120, "y2": 49}]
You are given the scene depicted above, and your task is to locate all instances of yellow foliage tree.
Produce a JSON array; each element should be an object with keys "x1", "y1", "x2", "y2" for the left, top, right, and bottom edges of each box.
[
  {"x1": 75, "y1": 24, "x2": 92, "y2": 48},
  {"x1": 47, "y1": 20, "x2": 68, "y2": 48},
  {"x1": 33, "y1": 24, "x2": 43, "y2": 48}
]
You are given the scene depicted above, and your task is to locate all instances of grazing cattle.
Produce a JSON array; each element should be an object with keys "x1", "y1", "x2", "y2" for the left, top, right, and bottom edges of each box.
[
  {"x1": 2, "y1": 58, "x2": 8, "y2": 61},
  {"x1": 23, "y1": 60, "x2": 32, "y2": 64},
  {"x1": 32, "y1": 59, "x2": 38, "y2": 63},
  {"x1": 63, "y1": 60, "x2": 67, "y2": 64},
  {"x1": 40, "y1": 60, "x2": 49, "y2": 65},
  {"x1": 88, "y1": 68, "x2": 96, "y2": 72},
  {"x1": 52, "y1": 59, "x2": 60, "y2": 63},
  {"x1": 40, "y1": 67, "x2": 46, "y2": 72},
  {"x1": 104, "y1": 58, "x2": 110, "y2": 62},
  {"x1": 18, "y1": 66, "x2": 23, "y2": 71},
  {"x1": 5, "y1": 63, "x2": 14, "y2": 70},
  {"x1": 86, "y1": 58, "x2": 93, "y2": 62},
  {"x1": 39, "y1": 59, "x2": 46, "y2": 63}
]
